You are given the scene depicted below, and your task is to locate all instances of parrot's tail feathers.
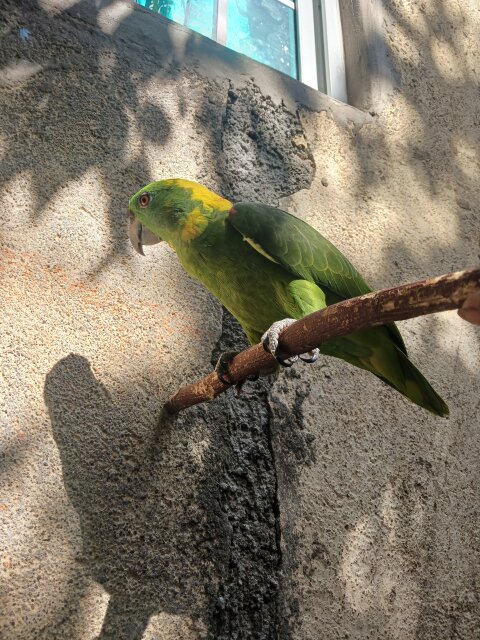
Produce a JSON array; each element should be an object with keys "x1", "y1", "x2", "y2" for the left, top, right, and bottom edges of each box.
[
  {"x1": 322, "y1": 330, "x2": 449, "y2": 417},
  {"x1": 391, "y1": 347, "x2": 449, "y2": 417}
]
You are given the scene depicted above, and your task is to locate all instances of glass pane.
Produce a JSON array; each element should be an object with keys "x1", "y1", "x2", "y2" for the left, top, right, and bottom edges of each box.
[
  {"x1": 137, "y1": 0, "x2": 216, "y2": 40},
  {"x1": 226, "y1": 0, "x2": 297, "y2": 78}
]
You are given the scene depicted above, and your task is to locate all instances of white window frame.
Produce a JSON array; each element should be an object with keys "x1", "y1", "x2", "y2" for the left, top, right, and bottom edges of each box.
[{"x1": 297, "y1": 0, "x2": 347, "y2": 102}]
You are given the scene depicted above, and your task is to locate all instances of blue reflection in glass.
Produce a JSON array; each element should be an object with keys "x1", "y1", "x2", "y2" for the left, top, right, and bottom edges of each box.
[
  {"x1": 136, "y1": 0, "x2": 298, "y2": 79},
  {"x1": 226, "y1": 0, "x2": 297, "y2": 78},
  {"x1": 137, "y1": 0, "x2": 216, "y2": 40}
]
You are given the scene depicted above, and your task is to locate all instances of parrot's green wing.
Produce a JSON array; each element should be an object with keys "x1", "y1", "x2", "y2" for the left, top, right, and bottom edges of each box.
[
  {"x1": 228, "y1": 202, "x2": 448, "y2": 417},
  {"x1": 228, "y1": 202, "x2": 407, "y2": 353}
]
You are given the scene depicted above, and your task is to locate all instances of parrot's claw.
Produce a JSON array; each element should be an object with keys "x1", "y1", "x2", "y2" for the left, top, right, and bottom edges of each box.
[
  {"x1": 276, "y1": 355, "x2": 299, "y2": 368},
  {"x1": 215, "y1": 352, "x2": 259, "y2": 393},
  {"x1": 262, "y1": 319, "x2": 319, "y2": 367},
  {"x1": 299, "y1": 348, "x2": 320, "y2": 363},
  {"x1": 262, "y1": 319, "x2": 299, "y2": 367},
  {"x1": 215, "y1": 351, "x2": 239, "y2": 385}
]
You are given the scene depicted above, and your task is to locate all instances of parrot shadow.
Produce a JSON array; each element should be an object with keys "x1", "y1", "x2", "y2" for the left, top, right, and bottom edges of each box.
[{"x1": 44, "y1": 353, "x2": 225, "y2": 640}]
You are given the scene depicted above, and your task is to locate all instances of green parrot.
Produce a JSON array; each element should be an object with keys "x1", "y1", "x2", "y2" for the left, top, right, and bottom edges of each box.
[{"x1": 128, "y1": 178, "x2": 448, "y2": 417}]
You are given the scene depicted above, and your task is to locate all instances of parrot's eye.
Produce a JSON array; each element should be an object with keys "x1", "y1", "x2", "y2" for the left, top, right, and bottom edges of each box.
[{"x1": 139, "y1": 193, "x2": 150, "y2": 208}]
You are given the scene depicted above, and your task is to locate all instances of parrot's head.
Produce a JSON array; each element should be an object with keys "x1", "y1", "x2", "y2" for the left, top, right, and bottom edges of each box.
[
  {"x1": 128, "y1": 180, "x2": 171, "y2": 255},
  {"x1": 128, "y1": 178, "x2": 231, "y2": 255}
]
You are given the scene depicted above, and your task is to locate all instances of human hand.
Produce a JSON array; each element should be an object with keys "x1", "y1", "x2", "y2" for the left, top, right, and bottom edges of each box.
[{"x1": 457, "y1": 292, "x2": 480, "y2": 325}]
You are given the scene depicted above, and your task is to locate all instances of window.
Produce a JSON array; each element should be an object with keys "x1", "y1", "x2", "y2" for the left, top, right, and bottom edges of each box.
[{"x1": 136, "y1": 0, "x2": 347, "y2": 101}]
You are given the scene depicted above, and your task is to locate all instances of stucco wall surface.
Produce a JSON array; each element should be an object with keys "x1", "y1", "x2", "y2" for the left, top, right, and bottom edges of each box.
[
  {"x1": 274, "y1": 3, "x2": 480, "y2": 637},
  {"x1": 0, "y1": 1, "x2": 479, "y2": 639}
]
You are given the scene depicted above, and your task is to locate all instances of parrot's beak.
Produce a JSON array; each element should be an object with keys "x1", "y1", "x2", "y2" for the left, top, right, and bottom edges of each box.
[{"x1": 128, "y1": 213, "x2": 161, "y2": 256}]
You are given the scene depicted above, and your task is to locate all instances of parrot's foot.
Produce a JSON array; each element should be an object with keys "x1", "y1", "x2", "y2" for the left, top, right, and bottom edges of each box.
[
  {"x1": 262, "y1": 319, "x2": 319, "y2": 367},
  {"x1": 215, "y1": 351, "x2": 239, "y2": 385},
  {"x1": 262, "y1": 319, "x2": 298, "y2": 367},
  {"x1": 215, "y1": 351, "x2": 259, "y2": 395}
]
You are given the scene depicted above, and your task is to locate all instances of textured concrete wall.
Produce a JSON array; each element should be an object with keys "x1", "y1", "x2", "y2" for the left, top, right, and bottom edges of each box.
[{"x1": 1, "y1": 1, "x2": 479, "y2": 639}]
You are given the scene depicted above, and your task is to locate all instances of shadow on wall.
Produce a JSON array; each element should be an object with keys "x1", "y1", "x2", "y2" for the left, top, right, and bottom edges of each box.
[
  {"x1": 337, "y1": 316, "x2": 480, "y2": 637},
  {"x1": 4, "y1": 0, "x2": 479, "y2": 638},
  {"x1": 324, "y1": 0, "x2": 480, "y2": 374},
  {"x1": 0, "y1": 0, "x2": 316, "y2": 275},
  {"x1": 2, "y1": 0, "x2": 477, "y2": 266},
  {"x1": 270, "y1": 310, "x2": 480, "y2": 638},
  {"x1": 2, "y1": 2, "x2": 317, "y2": 637},
  {"x1": 44, "y1": 354, "x2": 224, "y2": 640},
  {"x1": 348, "y1": 0, "x2": 479, "y2": 261},
  {"x1": 44, "y1": 351, "x2": 284, "y2": 640},
  {"x1": 0, "y1": 0, "x2": 178, "y2": 275}
]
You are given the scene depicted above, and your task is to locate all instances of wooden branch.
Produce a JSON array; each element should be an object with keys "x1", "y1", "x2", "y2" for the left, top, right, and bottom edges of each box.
[{"x1": 164, "y1": 268, "x2": 480, "y2": 415}]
